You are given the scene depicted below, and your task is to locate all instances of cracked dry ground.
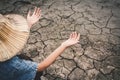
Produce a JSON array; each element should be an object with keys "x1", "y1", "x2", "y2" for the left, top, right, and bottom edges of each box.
[{"x1": 1, "y1": 0, "x2": 120, "y2": 80}]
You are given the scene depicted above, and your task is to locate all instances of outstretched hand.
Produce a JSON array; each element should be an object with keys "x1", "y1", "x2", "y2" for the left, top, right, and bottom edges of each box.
[
  {"x1": 37, "y1": 32, "x2": 80, "y2": 71},
  {"x1": 27, "y1": 7, "x2": 41, "y2": 27},
  {"x1": 61, "y1": 32, "x2": 80, "y2": 48}
]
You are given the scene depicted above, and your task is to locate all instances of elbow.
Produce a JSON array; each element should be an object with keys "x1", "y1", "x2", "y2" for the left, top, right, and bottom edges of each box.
[{"x1": 37, "y1": 62, "x2": 50, "y2": 72}]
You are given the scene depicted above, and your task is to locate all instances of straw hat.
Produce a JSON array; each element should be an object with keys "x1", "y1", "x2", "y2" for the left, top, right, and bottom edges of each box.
[{"x1": 0, "y1": 14, "x2": 29, "y2": 62}]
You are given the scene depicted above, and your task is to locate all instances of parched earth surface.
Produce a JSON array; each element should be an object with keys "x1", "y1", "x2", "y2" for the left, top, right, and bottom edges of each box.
[{"x1": 0, "y1": 0, "x2": 120, "y2": 80}]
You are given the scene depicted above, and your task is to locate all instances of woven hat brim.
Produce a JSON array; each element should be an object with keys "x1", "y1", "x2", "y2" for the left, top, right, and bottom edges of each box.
[{"x1": 0, "y1": 22, "x2": 29, "y2": 62}]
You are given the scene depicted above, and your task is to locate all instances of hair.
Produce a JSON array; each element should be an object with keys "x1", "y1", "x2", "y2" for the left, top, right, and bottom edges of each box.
[{"x1": 0, "y1": 14, "x2": 29, "y2": 61}]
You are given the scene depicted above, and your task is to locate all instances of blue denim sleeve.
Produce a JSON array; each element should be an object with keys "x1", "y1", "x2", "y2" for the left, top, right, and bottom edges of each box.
[{"x1": 0, "y1": 56, "x2": 38, "y2": 80}]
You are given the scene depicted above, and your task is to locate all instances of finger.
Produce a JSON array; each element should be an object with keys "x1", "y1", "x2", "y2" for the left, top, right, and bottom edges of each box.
[
  {"x1": 33, "y1": 7, "x2": 37, "y2": 15},
  {"x1": 73, "y1": 32, "x2": 77, "y2": 39},
  {"x1": 74, "y1": 32, "x2": 77, "y2": 39},
  {"x1": 71, "y1": 32, "x2": 74, "y2": 39},
  {"x1": 38, "y1": 9, "x2": 41, "y2": 17},
  {"x1": 36, "y1": 7, "x2": 40, "y2": 15},
  {"x1": 69, "y1": 33, "x2": 73, "y2": 39},
  {"x1": 35, "y1": 7, "x2": 38, "y2": 15},
  {"x1": 37, "y1": 8, "x2": 41, "y2": 17},
  {"x1": 76, "y1": 33, "x2": 80, "y2": 41},
  {"x1": 36, "y1": 8, "x2": 40, "y2": 15}
]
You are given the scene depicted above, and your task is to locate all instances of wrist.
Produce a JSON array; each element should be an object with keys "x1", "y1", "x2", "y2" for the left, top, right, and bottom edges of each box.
[
  {"x1": 29, "y1": 24, "x2": 32, "y2": 28},
  {"x1": 60, "y1": 43, "x2": 68, "y2": 49},
  {"x1": 27, "y1": 22, "x2": 33, "y2": 28}
]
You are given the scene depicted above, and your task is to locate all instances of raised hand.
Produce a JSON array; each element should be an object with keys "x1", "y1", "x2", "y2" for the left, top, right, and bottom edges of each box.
[
  {"x1": 27, "y1": 7, "x2": 41, "y2": 27},
  {"x1": 61, "y1": 32, "x2": 80, "y2": 48}
]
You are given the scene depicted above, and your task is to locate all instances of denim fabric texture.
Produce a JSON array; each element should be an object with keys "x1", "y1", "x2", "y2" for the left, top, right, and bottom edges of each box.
[{"x1": 0, "y1": 56, "x2": 38, "y2": 80}]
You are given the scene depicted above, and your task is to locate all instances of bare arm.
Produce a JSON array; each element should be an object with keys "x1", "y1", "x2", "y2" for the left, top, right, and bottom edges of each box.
[
  {"x1": 37, "y1": 32, "x2": 80, "y2": 72},
  {"x1": 26, "y1": 7, "x2": 80, "y2": 71}
]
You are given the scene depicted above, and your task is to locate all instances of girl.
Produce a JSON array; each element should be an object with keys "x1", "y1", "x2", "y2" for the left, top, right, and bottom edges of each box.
[{"x1": 0, "y1": 7, "x2": 80, "y2": 80}]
